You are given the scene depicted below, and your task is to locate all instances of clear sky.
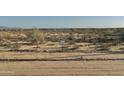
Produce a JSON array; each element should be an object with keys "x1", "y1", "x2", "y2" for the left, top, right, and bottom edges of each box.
[{"x1": 0, "y1": 16, "x2": 124, "y2": 28}]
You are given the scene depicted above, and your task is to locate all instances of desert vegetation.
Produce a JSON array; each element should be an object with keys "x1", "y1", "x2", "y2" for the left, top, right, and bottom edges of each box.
[{"x1": 0, "y1": 28, "x2": 124, "y2": 75}]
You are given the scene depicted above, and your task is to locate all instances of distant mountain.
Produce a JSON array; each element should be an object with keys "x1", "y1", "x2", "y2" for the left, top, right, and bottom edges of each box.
[
  {"x1": 0, "y1": 26, "x2": 10, "y2": 29},
  {"x1": 0, "y1": 26, "x2": 23, "y2": 29}
]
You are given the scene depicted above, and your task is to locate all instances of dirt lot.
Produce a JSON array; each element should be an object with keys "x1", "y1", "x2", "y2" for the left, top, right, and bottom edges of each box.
[{"x1": 0, "y1": 52, "x2": 124, "y2": 76}]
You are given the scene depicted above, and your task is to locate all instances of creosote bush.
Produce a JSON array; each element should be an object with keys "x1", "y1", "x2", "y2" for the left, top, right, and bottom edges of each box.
[
  {"x1": 1, "y1": 31, "x2": 12, "y2": 40},
  {"x1": 26, "y1": 29, "x2": 45, "y2": 48},
  {"x1": 0, "y1": 31, "x2": 12, "y2": 46}
]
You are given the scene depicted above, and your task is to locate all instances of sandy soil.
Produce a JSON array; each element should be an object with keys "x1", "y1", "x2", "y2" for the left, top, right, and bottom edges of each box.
[
  {"x1": 0, "y1": 52, "x2": 124, "y2": 75},
  {"x1": 0, "y1": 52, "x2": 124, "y2": 59},
  {"x1": 0, "y1": 61, "x2": 124, "y2": 76}
]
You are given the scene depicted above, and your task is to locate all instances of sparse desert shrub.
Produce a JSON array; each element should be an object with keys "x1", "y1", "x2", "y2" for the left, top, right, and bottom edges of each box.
[
  {"x1": 1, "y1": 31, "x2": 12, "y2": 40},
  {"x1": 67, "y1": 33, "x2": 75, "y2": 45},
  {"x1": 0, "y1": 32, "x2": 13, "y2": 47},
  {"x1": 3, "y1": 40, "x2": 21, "y2": 51},
  {"x1": 26, "y1": 28, "x2": 45, "y2": 48},
  {"x1": 95, "y1": 43, "x2": 110, "y2": 52},
  {"x1": 11, "y1": 42, "x2": 21, "y2": 51}
]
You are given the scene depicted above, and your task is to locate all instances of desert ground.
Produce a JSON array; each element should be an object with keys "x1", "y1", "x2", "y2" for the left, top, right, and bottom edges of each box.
[
  {"x1": 0, "y1": 28, "x2": 124, "y2": 75},
  {"x1": 0, "y1": 52, "x2": 124, "y2": 76}
]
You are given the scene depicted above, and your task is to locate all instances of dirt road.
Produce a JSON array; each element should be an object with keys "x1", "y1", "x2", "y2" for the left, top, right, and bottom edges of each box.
[
  {"x1": 0, "y1": 61, "x2": 124, "y2": 75},
  {"x1": 0, "y1": 52, "x2": 124, "y2": 76}
]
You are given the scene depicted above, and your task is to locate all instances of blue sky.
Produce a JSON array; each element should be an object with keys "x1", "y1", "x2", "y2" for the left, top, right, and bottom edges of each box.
[{"x1": 0, "y1": 16, "x2": 124, "y2": 28}]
